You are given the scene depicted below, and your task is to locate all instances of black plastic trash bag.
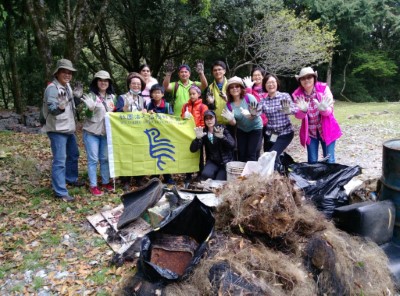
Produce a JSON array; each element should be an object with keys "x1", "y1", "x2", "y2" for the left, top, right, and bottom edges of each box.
[
  {"x1": 289, "y1": 162, "x2": 362, "y2": 218},
  {"x1": 139, "y1": 196, "x2": 215, "y2": 283}
]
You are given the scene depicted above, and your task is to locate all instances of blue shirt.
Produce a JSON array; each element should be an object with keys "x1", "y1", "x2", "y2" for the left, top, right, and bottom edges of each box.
[{"x1": 226, "y1": 94, "x2": 262, "y2": 132}]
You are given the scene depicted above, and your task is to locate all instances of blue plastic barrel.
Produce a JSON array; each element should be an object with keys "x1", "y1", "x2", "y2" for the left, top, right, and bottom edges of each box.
[{"x1": 381, "y1": 139, "x2": 400, "y2": 243}]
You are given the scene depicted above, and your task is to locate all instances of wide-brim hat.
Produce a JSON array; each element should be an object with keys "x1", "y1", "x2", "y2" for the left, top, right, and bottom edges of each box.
[
  {"x1": 53, "y1": 58, "x2": 77, "y2": 75},
  {"x1": 94, "y1": 70, "x2": 111, "y2": 80},
  {"x1": 226, "y1": 76, "x2": 244, "y2": 89},
  {"x1": 295, "y1": 67, "x2": 318, "y2": 81},
  {"x1": 127, "y1": 72, "x2": 146, "y2": 91}
]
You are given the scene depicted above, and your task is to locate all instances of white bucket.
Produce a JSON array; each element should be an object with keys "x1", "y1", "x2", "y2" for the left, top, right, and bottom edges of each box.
[{"x1": 226, "y1": 161, "x2": 246, "y2": 181}]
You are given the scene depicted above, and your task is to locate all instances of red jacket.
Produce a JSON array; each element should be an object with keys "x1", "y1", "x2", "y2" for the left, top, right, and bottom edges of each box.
[{"x1": 181, "y1": 99, "x2": 208, "y2": 127}]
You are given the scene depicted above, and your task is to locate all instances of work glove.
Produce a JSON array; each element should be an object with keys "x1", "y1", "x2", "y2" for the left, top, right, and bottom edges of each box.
[
  {"x1": 313, "y1": 96, "x2": 333, "y2": 112},
  {"x1": 219, "y1": 91, "x2": 227, "y2": 102},
  {"x1": 243, "y1": 76, "x2": 254, "y2": 88},
  {"x1": 221, "y1": 108, "x2": 235, "y2": 121},
  {"x1": 194, "y1": 127, "x2": 206, "y2": 139},
  {"x1": 280, "y1": 99, "x2": 291, "y2": 115},
  {"x1": 58, "y1": 90, "x2": 68, "y2": 110},
  {"x1": 296, "y1": 97, "x2": 309, "y2": 112},
  {"x1": 214, "y1": 126, "x2": 224, "y2": 138},
  {"x1": 206, "y1": 94, "x2": 214, "y2": 104},
  {"x1": 81, "y1": 94, "x2": 96, "y2": 111},
  {"x1": 249, "y1": 101, "x2": 259, "y2": 116},
  {"x1": 183, "y1": 107, "x2": 192, "y2": 119},
  {"x1": 164, "y1": 59, "x2": 175, "y2": 75},
  {"x1": 73, "y1": 82, "x2": 83, "y2": 99},
  {"x1": 195, "y1": 60, "x2": 204, "y2": 74},
  {"x1": 123, "y1": 96, "x2": 134, "y2": 112},
  {"x1": 240, "y1": 107, "x2": 251, "y2": 118}
]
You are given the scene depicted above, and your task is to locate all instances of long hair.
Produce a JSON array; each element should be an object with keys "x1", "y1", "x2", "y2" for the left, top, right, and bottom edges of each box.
[{"x1": 89, "y1": 78, "x2": 115, "y2": 96}]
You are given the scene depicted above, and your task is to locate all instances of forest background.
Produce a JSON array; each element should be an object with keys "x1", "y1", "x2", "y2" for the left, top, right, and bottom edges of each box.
[{"x1": 0, "y1": 0, "x2": 399, "y2": 114}]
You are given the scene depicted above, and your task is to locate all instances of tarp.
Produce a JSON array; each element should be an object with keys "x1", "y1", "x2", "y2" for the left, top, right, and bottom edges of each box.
[{"x1": 105, "y1": 112, "x2": 200, "y2": 177}]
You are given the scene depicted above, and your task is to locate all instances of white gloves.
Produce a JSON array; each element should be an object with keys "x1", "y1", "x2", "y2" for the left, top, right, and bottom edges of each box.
[
  {"x1": 296, "y1": 97, "x2": 309, "y2": 112},
  {"x1": 195, "y1": 60, "x2": 204, "y2": 74},
  {"x1": 214, "y1": 126, "x2": 224, "y2": 138},
  {"x1": 249, "y1": 101, "x2": 259, "y2": 116},
  {"x1": 280, "y1": 99, "x2": 291, "y2": 115},
  {"x1": 243, "y1": 76, "x2": 254, "y2": 88},
  {"x1": 206, "y1": 93, "x2": 215, "y2": 104},
  {"x1": 313, "y1": 96, "x2": 333, "y2": 111},
  {"x1": 194, "y1": 127, "x2": 206, "y2": 139},
  {"x1": 73, "y1": 82, "x2": 83, "y2": 99},
  {"x1": 184, "y1": 107, "x2": 192, "y2": 119},
  {"x1": 240, "y1": 107, "x2": 251, "y2": 118},
  {"x1": 221, "y1": 109, "x2": 235, "y2": 121},
  {"x1": 58, "y1": 90, "x2": 68, "y2": 110},
  {"x1": 81, "y1": 94, "x2": 96, "y2": 111}
]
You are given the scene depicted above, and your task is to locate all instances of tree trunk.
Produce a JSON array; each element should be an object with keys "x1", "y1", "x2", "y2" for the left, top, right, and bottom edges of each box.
[
  {"x1": 5, "y1": 15, "x2": 23, "y2": 113},
  {"x1": 326, "y1": 56, "x2": 332, "y2": 88},
  {"x1": 340, "y1": 52, "x2": 352, "y2": 102}
]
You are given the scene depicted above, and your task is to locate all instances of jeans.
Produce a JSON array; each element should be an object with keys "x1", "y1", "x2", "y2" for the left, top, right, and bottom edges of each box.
[
  {"x1": 264, "y1": 131, "x2": 294, "y2": 164},
  {"x1": 83, "y1": 131, "x2": 110, "y2": 187},
  {"x1": 47, "y1": 132, "x2": 79, "y2": 196},
  {"x1": 307, "y1": 132, "x2": 336, "y2": 163},
  {"x1": 201, "y1": 160, "x2": 226, "y2": 180},
  {"x1": 236, "y1": 128, "x2": 263, "y2": 162}
]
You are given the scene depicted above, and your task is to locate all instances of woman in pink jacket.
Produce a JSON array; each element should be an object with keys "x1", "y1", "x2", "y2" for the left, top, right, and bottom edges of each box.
[{"x1": 292, "y1": 67, "x2": 342, "y2": 163}]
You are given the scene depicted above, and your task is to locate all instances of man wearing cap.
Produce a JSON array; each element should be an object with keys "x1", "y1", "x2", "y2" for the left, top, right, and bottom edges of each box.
[
  {"x1": 42, "y1": 58, "x2": 83, "y2": 202},
  {"x1": 163, "y1": 60, "x2": 208, "y2": 117}
]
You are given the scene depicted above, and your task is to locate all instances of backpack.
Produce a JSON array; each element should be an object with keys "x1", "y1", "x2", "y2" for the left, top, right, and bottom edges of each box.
[{"x1": 226, "y1": 94, "x2": 250, "y2": 111}]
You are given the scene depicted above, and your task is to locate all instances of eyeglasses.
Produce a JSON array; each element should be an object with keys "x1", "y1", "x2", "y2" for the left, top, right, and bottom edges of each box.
[
  {"x1": 130, "y1": 82, "x2": 141, "y2": 86},
  {"x1": 229, "y1": 85, "x2": 242, "y2": 89},
  {"x1": 266, "y1": 82, "x2": 276, "y2": 86},
  {"x1": 301, "y1": 75, "x2": 314, "y2": 81}
]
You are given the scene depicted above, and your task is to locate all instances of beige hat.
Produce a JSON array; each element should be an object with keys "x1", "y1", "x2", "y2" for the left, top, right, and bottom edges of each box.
[
  {"x1": 126, "y1": 72, "x2": 146, "y2": 91},
  {"x1": 94, "y1": 70, "x2": 111, "y2": 80},
  {"x1": 53, "y1": 58, "x2": 77, "y2": 75},
  {"x1": 295, "y1": 67, "x2": 318, "y2": 81},
  {"x1": 226, "y1": 76, "x2": 244, "y2": 89}
]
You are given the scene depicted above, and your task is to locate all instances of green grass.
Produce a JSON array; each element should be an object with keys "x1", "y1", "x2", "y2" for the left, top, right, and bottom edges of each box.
[
  {"x1": 33, "y1": 276, "x2": 45, "y2": 290},
  {"x1": 88, "y1": 268, "x2": 108, "y2": 285}
]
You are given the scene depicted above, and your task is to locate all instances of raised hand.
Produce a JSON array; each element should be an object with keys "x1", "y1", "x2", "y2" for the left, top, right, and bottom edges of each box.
[
  {"x1": 214, "y1": 126, "x2": 224, "y2": 138},
  {"x1": 80, "y1": 94, "x2": 96, "y2": 111},
  {"x1": 296, "y1": 97, "x2": 309, "y2": 112},
  {"x1": 164, "y1": 59, "x2": 175, "y2": 75},
  {"x1": 280, "y1": 99, "x2": 291, "y2": 115},
  {"x1": 194, "y1": 127, "x2": 206, "y2": 139},
  {"x1": 195, "y1": 60, "x2": 204, "y2": 74},
  {"x1": 73, "y1": 81, "x2": 83, "y2": 99},
  {"x1": 184, "y1": 107, "x2": 192, "y2": 119},
  {"x1": 249, "y1": 101, "x2": 259, "y2": 116},
  {"x1": 240, "y1": 107, "x2": 251, "y2": 118},
  {"x1": 313, "y1": 96, "x2": 333, "y2": 111},
  {"x1": 243, "y1": 76, "x2": 254, "y2": 88},
  {"x1": 221, "y1": 108, "x2": 235, "y2": 121},
  {"x1": 58, "y1": 90, "x2": 68, "y2": 110}
]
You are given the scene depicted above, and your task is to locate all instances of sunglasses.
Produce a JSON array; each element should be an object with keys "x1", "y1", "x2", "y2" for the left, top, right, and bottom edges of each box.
[{"x1": 229, "y1": 85, "x2": 242, "y2": 89}]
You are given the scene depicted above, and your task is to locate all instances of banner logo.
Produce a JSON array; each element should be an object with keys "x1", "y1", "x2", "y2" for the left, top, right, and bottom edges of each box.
[{"x1": 144, "y1": 128, "x2": 176, "y2": 170}]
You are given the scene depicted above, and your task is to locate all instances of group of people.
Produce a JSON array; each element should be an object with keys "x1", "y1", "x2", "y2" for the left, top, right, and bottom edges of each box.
[{"x1": 42, "y1": 58, "x2": 341, "y2": 202}]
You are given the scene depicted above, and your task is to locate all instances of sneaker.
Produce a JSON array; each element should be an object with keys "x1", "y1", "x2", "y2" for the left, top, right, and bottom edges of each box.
[
  {"x1": 57, "y1": 195, "x2": 75, "y2": 202},
  {"x1": 101, "y1": 183, "x2": 114, "y2": 192},
  {"x1": 90, "y1": 186, "x2": 104, "y2": 196},
  {"x1": 67, "y1": 180, "x2": 85, "y2": 187}
]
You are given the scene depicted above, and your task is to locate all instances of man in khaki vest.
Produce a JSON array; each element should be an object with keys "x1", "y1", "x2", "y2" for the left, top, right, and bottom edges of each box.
[{"x1": 42, "y1": 59, "x2": 84, "y2": 202}]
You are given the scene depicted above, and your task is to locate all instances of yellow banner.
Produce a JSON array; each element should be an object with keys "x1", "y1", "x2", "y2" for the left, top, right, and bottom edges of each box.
[{"x1": 105, "y1": 112, "x2": 199, "y2": 177}]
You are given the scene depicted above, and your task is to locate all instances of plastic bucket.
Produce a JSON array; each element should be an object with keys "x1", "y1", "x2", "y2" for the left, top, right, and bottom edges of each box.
[
  {"x1": 380, "y1": 139, "x2": 400, "y2": 243},
  {"x1": 226, "y1": 161, "x2": 246, "y2": 181}
]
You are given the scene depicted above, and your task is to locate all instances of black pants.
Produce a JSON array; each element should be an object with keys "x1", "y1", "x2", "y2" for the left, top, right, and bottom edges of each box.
[
  {"x1": 236, "y1": 128, "x2": 263, "y2": 162},
  {"x1": 264, "y1": 131, "x2": 294, "y2": 163},
  {"x1": 201, "y1": 160, "x2": 226, "y2": 180}
]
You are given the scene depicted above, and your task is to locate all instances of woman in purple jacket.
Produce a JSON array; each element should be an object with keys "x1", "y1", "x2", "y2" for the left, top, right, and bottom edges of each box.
[{"x1": 292, "y1": 67, "x2": 342, "y2": 163}]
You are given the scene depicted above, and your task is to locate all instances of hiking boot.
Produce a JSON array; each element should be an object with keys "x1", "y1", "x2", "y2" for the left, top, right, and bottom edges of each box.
[
  {"x1": 101, "y1": 183, "x2": 114, "y2": 192},
  {"x1": 56, "y1": 195, "x2": 75, "y2": 202},
  {"x1": 67, "y1": 180, "x2": 85, "y2": 187},
  {"x1": 90, "y1": 186, "x2": 104, "y2": 196}
]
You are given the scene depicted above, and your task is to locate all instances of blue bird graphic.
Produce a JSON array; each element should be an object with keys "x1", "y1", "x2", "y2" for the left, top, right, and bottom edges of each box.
[{"x1": 144, "y1": 128, "x2": 176, "y2": 170}]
